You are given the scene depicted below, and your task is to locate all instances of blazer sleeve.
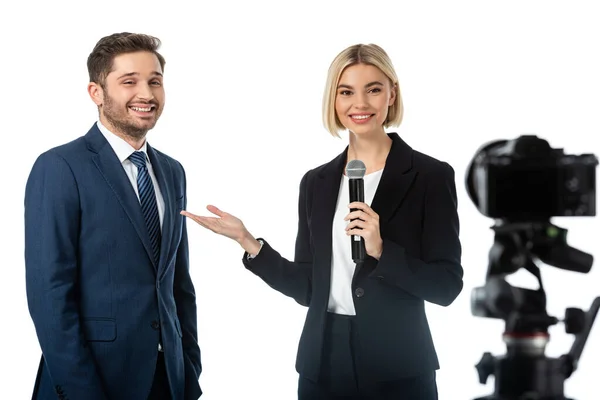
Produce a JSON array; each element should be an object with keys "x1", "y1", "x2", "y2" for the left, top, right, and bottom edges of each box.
[
  {"x1": 242, "y1": 172, "x2": 313, "y2": 306},
  {"x1": 24, "y1": 151, "x2": 109, "y2": 400},
  {"x1": 172, "y1": 166, "x2": 203, "y2": 397},
  {"x1": 370, "y1": 161, "x2": 464, "y2": 306}
]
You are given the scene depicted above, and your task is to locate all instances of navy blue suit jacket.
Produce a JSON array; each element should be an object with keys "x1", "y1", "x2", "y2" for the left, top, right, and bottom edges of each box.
[
  {"x1": 242, "y1": 132, "x2": 463, "y2": 384},
  {"x1": 24, "y1": 124, "x2": 202, "y2": 400}
]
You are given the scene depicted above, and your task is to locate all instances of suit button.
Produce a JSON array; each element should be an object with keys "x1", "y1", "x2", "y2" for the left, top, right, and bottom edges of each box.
[
  {"x1": 151, "y1": 320, "x2": 160, "y2": 330},
  {"x1": 355, "y1": 287, "x2": 365, "y2": 298}
]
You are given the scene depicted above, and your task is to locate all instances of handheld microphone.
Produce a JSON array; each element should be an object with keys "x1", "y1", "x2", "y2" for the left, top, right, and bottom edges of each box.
[{"x1": 346, "y1": 159, "x2": 366, "y2": 263}]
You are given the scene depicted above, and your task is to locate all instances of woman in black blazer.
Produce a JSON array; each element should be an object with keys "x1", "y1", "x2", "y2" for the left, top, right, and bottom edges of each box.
[{"x1": 183, "y1": 43, "x2": 463, "y2": 400}]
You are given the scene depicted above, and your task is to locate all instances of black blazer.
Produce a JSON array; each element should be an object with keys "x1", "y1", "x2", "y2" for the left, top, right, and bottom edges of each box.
[{"x1": 243, "y1": 132, "x2": 463, "y2": 384}]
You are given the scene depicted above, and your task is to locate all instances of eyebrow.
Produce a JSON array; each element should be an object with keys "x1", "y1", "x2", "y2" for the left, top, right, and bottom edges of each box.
[
  {"x1": 337, "y1": 81, "x2": 384, "y2": 89},
  {"x1": 116, "y1": 71, "x2": 163, "y2": 80}
]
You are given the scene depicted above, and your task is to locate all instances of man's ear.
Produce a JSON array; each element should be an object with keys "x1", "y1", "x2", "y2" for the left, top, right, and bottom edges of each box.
[{"x1": 88, "y1": 82, "x2": 104, "y2": 106}]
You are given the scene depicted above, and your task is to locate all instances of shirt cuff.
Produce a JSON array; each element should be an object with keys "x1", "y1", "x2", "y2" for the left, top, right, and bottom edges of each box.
[{"x1": 246, "y1": 239, "x2": 264, "y2": 260}]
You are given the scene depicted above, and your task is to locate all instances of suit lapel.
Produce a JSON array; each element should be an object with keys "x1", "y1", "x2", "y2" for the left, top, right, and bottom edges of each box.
[
  {"x1": 302, "y1": 132, "x2": 417, "y2": 285},
  {"x1": 312, "y1": 133, "x2": 416, "y2": 260},
  {"x1": 147, "y1": 146, "x2": 175, "y2": 280},
  {"x1": 370, "y1": 133, "x2": 417, "y2": 234},
  {"x1": 86, "y1": 125, "x2": 157, "y2": 269},
  {"x1": 312, "y1": 152, "x2": 346, "y2": 281}
]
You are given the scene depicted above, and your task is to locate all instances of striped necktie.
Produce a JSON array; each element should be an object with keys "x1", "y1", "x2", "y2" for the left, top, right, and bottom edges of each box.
[{"x1": 129, "y1": 151, "x2": 161, "y2": 266}]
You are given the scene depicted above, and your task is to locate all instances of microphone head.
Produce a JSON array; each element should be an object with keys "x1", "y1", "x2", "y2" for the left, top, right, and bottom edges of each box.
[{"x1": 346, "y1": 159, "x2": 366, "y2": 179}]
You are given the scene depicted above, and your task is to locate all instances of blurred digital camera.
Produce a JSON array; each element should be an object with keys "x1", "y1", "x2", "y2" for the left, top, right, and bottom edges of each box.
[{"x1": 466, "y1": 135, "x2": 598, "y2": 221}]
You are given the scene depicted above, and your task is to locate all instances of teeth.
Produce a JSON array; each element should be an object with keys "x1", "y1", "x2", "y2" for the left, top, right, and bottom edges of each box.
[
  {"x1": 352, "y1": 115, "x2": 371, "y2": 120},
  {"x1": 131, "y1": 106, "x2": 152, "y2": 112}
]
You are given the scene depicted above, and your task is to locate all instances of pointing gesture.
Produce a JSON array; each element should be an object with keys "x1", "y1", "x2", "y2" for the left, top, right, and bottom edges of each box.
[{"x1": 181, "y1": 205, "x2": 262, "y2": 255}]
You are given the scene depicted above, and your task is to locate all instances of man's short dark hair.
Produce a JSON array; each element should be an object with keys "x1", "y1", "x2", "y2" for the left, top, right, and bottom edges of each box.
[{"x1": 87, "y1": 32, "x2": 166, "y2": 87}]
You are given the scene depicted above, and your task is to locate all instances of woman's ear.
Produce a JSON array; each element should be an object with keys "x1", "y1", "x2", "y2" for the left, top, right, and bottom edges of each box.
[{"x1": 389, "y1": 83, "x2": 397, "y2": 106}]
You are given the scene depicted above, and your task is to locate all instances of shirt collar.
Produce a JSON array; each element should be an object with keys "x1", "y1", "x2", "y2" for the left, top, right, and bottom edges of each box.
[{"x1": 97, "y1": 120, "x2": 148, "y2": 163}]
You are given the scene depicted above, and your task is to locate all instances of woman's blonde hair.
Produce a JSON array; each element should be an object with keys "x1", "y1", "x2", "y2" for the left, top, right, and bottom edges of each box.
[{"x1": 322, "y1": 44, "x2": 403, "y2": 137}]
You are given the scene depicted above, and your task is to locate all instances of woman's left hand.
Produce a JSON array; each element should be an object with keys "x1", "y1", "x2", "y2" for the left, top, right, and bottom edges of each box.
[{"x1": 345, "y1": 202, "x2": 383, "y2": 260}]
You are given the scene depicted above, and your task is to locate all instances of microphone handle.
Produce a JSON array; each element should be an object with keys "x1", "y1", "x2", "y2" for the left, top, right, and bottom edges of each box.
[
  {"x1": 352, "y1": 235, "x2": 366, "y2": 263},
  {"x1": 349, "y1": 178, "x2": 366, "y2": 263}
]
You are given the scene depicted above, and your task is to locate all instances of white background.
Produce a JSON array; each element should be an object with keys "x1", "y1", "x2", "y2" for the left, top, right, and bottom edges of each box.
[{"x1": 1, "y1": 0, "x2": 599, "y2": 399}]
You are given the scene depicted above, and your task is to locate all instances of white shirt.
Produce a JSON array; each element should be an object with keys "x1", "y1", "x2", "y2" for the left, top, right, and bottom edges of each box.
[
  {"x1": 328, "y1": 169, "x2": 384, "y2": 315},
  {"x1": 97, "y1": 121, "x2": 165, "y2": 230}
]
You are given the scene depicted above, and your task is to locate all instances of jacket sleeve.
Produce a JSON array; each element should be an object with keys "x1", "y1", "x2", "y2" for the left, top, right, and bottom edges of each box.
[
  {"x1": 172, "y1": 166, "x2": 203, "y2": 399},
  {"x1": 242, "y1": 172, "x2": 313, "y2": 306},
  {"x1": 370, "y1": 162, "x2": 464, "y2": 306},
  {"x1": 25, "y1": 151, "x2": 109, "y2": 400}
]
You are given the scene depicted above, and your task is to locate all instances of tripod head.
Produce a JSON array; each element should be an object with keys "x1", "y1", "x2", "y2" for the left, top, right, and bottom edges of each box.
[{"x1": 465, "y1": 135, "x2": 600, "y2": 400}]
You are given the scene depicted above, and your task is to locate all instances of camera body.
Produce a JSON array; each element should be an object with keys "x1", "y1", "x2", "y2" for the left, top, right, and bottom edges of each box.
[{"x1": 466, "y1": 135, "x2": 597, "y2": 221}]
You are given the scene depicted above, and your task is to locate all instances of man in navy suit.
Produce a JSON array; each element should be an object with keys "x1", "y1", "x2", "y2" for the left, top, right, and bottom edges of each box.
[{"x1": 24, "y1": 32, "x2": 201, "y2": 400}]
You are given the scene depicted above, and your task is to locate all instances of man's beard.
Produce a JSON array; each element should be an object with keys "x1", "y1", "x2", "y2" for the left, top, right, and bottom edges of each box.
[{"x1": 102, "y1": 92, "x2": 159, "y2": 140}]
